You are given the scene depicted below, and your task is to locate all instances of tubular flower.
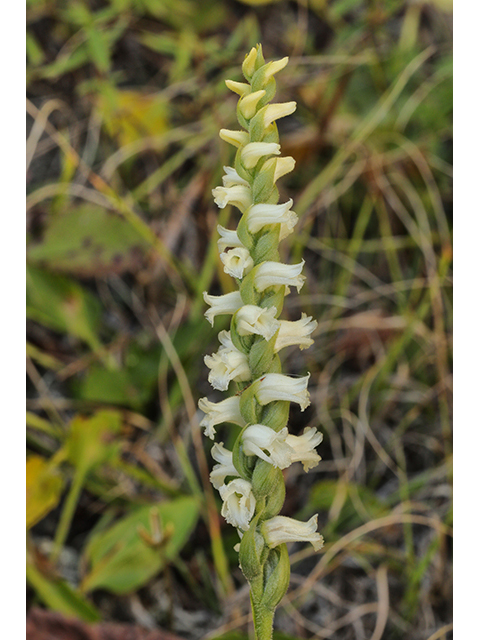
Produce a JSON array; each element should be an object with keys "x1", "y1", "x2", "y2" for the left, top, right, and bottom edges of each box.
[
  {"x1": 286, "y1": 427, "x2": 323, "y2": 471},
  {"x1": 274, "y1": 313, "x2": 317, "y2": 352},
  {"x1": 204, "y1": 331, "x2": 251, "y2": 391},
  {"x1": 198, "y1": 395, "x2": 244, "y2": 439},
  {"x1": 217, "y1": 225, "x2": 244, "y2": 252},
  {"x1": 262, "y1": 515, "x2": 324, "y2": 552},
  {"x1": 219, "y1": 478, "x2": 256, "y2": 531},
  {"x1": 242, "y1": 425, "x2": 294, "y2": 468},
  {"x1": 203, "y1": 290, "x2": 243, "y2": 326},
  {"x1": 212, "y1": 185, "x2": 252, "y2": 212},
  {"x1": 198, "y1": 45, "x2": 323, "y2": 640},
  {"x1": 220, "y1": 247, "x2": 254, "y2": 279},
  {"x1": 254, "y1": 373, "x2": 311, "y2": 411},
  {"x1": 235, "y1": 304, "x2": 279, "y2": 341},
  {"x1": 210, "y1": 442, "x2": 238, "y2": 489},
  {"x1": 253, "y1": 260, "x2": 306, "y2": 293},
  {"x1": 245, "y1": 199, "x2": 298, "y2": 238}
]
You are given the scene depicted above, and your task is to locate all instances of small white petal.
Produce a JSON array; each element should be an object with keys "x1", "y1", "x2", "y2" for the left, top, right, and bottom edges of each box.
[
  {"x1": 239, "y1": 90, "x2": 266, "y2": 119},
  {"x1": 212, "y1": 185, "x2": 252, "y2": 212},
  {"x1": 241, "y1": 142, "x2": 280, "y2": 169},
  {"x1": 203, "y1": 290, "x2": 243, "y2": 326},
  {"x1": 198, "y1": 396, "x2": 245, "y2": 439},
  {"x1": 220, "y1": 247, "x2": 254, "y2": 279},
  {"x1": 253, "y1": 260, "x2": 305, "y2": 293},
  {"x1": 204, "y1": 332, "x2": 251, "y2": 391},
  {"x1": 219, "y1": 479, "x2": 256, "y2": 531},
  {"x1": 255, "y1": 373, "x2": 310, "y2": 411},
  {"x1": 219, "y1": 129, "x2": 249, "y2": 148},
  {"x1": 210, "y1": 442, "x2": 238, "y2": 489},
  {"x1": 221, "y1": 166, "x2": 248, "y2": 188},
  {"x1": 217, "y1": 225, "x2": 244, "y2": 252},
  {"x1": 242, "y1": 47, "x2": 258, "y2": 78},
  {"x1": 262, "y1": 514, "x2": 324, "y2": 551},
  {"x1": 262, "y1": 101, "x2": 297, "y2": 128},
  {"x1": 242, "y1": 425, "x2": 294, "y2": 469},
  {"x1": 235, "y1": 305, "x2": 280, "y2": 341},
  {"x1": 225, "y1": 80, "x2": 250, "y2": 96},
  {"x1": 263, "y1": 57, "x2": 289, "y2": 80},
  {"x1": 285, "y1": 427, "x2": 323, "y2": 471},
  {"x1": 274, "y1": 313, "x2": 317, "y2": 352},
  {"x1": 246, "y1": 199, "x2": 298, "y2": 239}
]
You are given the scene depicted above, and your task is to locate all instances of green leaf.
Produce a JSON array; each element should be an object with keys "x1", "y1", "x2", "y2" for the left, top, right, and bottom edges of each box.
[
  {"x1": 81, "y1": 497, "x2": 200, "y2": 594},
  {"x1": 28, "y1": 205, "x2": 150, "y2": 277},
  {"x1": 75, "y1": 342, "x2": 161, "y2": 409},
  {"x1": 26, "y1": 265, "x2": 102, "y2": 350},
  {"x1": 26, "y1": 560, "x2": 101, "y2": 622},
  {"x1": 26, "y1": 456, "x2": 64, "y2": 529},
  {"x1": 65, "y1": 410, "x2": 123, "y2": 477}
]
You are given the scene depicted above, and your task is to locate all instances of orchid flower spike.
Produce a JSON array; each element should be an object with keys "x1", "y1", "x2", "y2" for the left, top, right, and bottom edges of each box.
[{"x1": 198, "y1": 45, "x2": 323, "y2": 640}]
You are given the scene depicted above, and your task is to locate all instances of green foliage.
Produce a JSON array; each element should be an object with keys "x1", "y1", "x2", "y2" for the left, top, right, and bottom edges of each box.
[{"x1": 81, "y1": 497, "x2": 200, "y2": 593}]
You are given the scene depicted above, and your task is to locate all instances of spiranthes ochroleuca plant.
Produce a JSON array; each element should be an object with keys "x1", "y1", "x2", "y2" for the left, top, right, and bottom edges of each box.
[{"x1": 199, "y1": 44, "x2": 324, "y2": 640}]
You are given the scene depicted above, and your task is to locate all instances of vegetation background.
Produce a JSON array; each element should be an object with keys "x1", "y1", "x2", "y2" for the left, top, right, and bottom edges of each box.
[{"x1": 26, "y1": 0, "x2": 453, "y2": 638}]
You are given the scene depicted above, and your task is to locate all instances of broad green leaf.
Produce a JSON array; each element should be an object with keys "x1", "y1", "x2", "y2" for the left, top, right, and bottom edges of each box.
[
  {"x1": 81, "y1": 497, "x2": 200, "y2": 594},
  {"x1": 26, "y1": 560, "x2": 100, "y2": 622},
  {"x1": 26, "y1": 265, "x2": 102, "y2": 351},
  {"x1": 26, "y1": 456, "x2": 64, "y2": 529},
  {"x1": 65, "y1": 410, "x2": 123, "y2": 477},
  {"x1": 76, "y1": 342, "x2": 161, "y2": 409},
  {"x1": 94, "y1": 83, "x2": 169, "y2": 147},
  {"x1": 28, "y1": 205, "x2": 150, "y2": 277}
]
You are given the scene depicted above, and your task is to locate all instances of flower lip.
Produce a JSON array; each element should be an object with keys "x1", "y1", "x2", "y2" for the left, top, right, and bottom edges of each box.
[
  {"x1": 235, "y1": 305, "x2": 280, "y2": 341},
  {"x1": 254, "y1": 373, "x2": 311, "y2": 411},
  {"x1": 219, "y1": 478, "x2": 256, "y2": 531},
  {"x1": 262, "y1": 514, "x2": 324, "y2": 551},
  {"x1": 198, "y1": 395, "x2": 245, "y2": 439},
  {"x1": 253, "y1": 260, "x2": 306, "y2": 293}
]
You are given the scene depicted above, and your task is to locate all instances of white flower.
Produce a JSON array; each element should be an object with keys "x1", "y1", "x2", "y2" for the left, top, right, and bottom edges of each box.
[
  {"x1": 239, "y1": 89, "x2": 266, "y2": 119},
  {"x1": 219, "y1": 129, "x2": 249, "y2": 148},
  {"x1": 210, "y1": 442, "x2": 238, "y2": 489},
  {"x1": 241, "y1": 142, "x2": 280, "y2": 169},
  {"x1": 217, "y1": 225, "x2": 244, "y2": 252},
  {"x1": 220, "y1": 247, "x2": 254, "y2": 279},
  {"x1": 274, "y1": 313, "x2": 317, "y2": 352},
  {"x1": 212, "y1": 185, "x2": 252, "y2": 212},
  {"x1": 235, "y1": 305, "x2": 280, "y2": 341},
  {"x1": 253, "y1": 260, "x2": 306, "y2": 293},
  {"x1": 286, "y1": 427, "x2": 323, "y2": 471},
  {"x1": 225, "y1": 79, "x2": 250, "y2": 96},
  {"x1": 263, "y1": 57, "x2": 289, "y2": 81},
  {"x1": 262, "y1": 156, "x2": 296, "y2": 184},
  {"x1": 242, "y1": 47, "x2": 258, "y2": 78},
  {"x1": 255, "y1": 373, "x2": 310, "y2": 411},
  {"x1": 262, "y1": 514, "x2": 324, "y2": 551},
  {"x1": 245, "y1": 199, "x2": 298, "y2": 239},
  {"x1": 204, "y1": 330, "x2": 251, "y2": 391},
  {"x1": 242, "y1": 425, "x2": 294, "y2": 469},
  {"x1": 221, "y1": 166, "x2": 248, "y2": 188},
  {"x1": 198, "y1": 396, "x2": 245, "y2": 439},
  {"x1": 262, "y1": 102, "x2": 297, "y2": 128},
  {"x1": 203, "y1": 290, "x2": 243, "y2": 326},
  {"x1": 219, "y1": 478, "x2": 256, "y2": 531}
]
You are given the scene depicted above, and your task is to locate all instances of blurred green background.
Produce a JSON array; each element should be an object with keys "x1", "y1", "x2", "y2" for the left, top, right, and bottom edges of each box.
[{"x1": 26, "y1": 1, "x2": 452, "y2": 639}]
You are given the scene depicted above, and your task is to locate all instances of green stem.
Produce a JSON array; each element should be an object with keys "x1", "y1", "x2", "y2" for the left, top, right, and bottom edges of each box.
[
  {"x1": 51, "y1": 467, "x2": 86, "y2": 562},
  {"x1": 250, "y1": 577, "x2": 275, "y2": 640}
]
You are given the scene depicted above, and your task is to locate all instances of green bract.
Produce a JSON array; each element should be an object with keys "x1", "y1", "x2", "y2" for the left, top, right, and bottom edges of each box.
[{"x1": 199, "y1": 44, "x2": 324, "y2": 640}]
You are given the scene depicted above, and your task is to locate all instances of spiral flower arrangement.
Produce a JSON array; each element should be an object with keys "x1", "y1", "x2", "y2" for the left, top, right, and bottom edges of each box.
[{"x1": 198, "y1": 44, "x2": 324, "y2": 640}]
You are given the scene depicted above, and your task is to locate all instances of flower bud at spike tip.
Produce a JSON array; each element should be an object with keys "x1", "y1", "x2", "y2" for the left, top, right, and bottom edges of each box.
[{"x1": 199, "y1": 45, "x2": 322, "y2": 640}]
